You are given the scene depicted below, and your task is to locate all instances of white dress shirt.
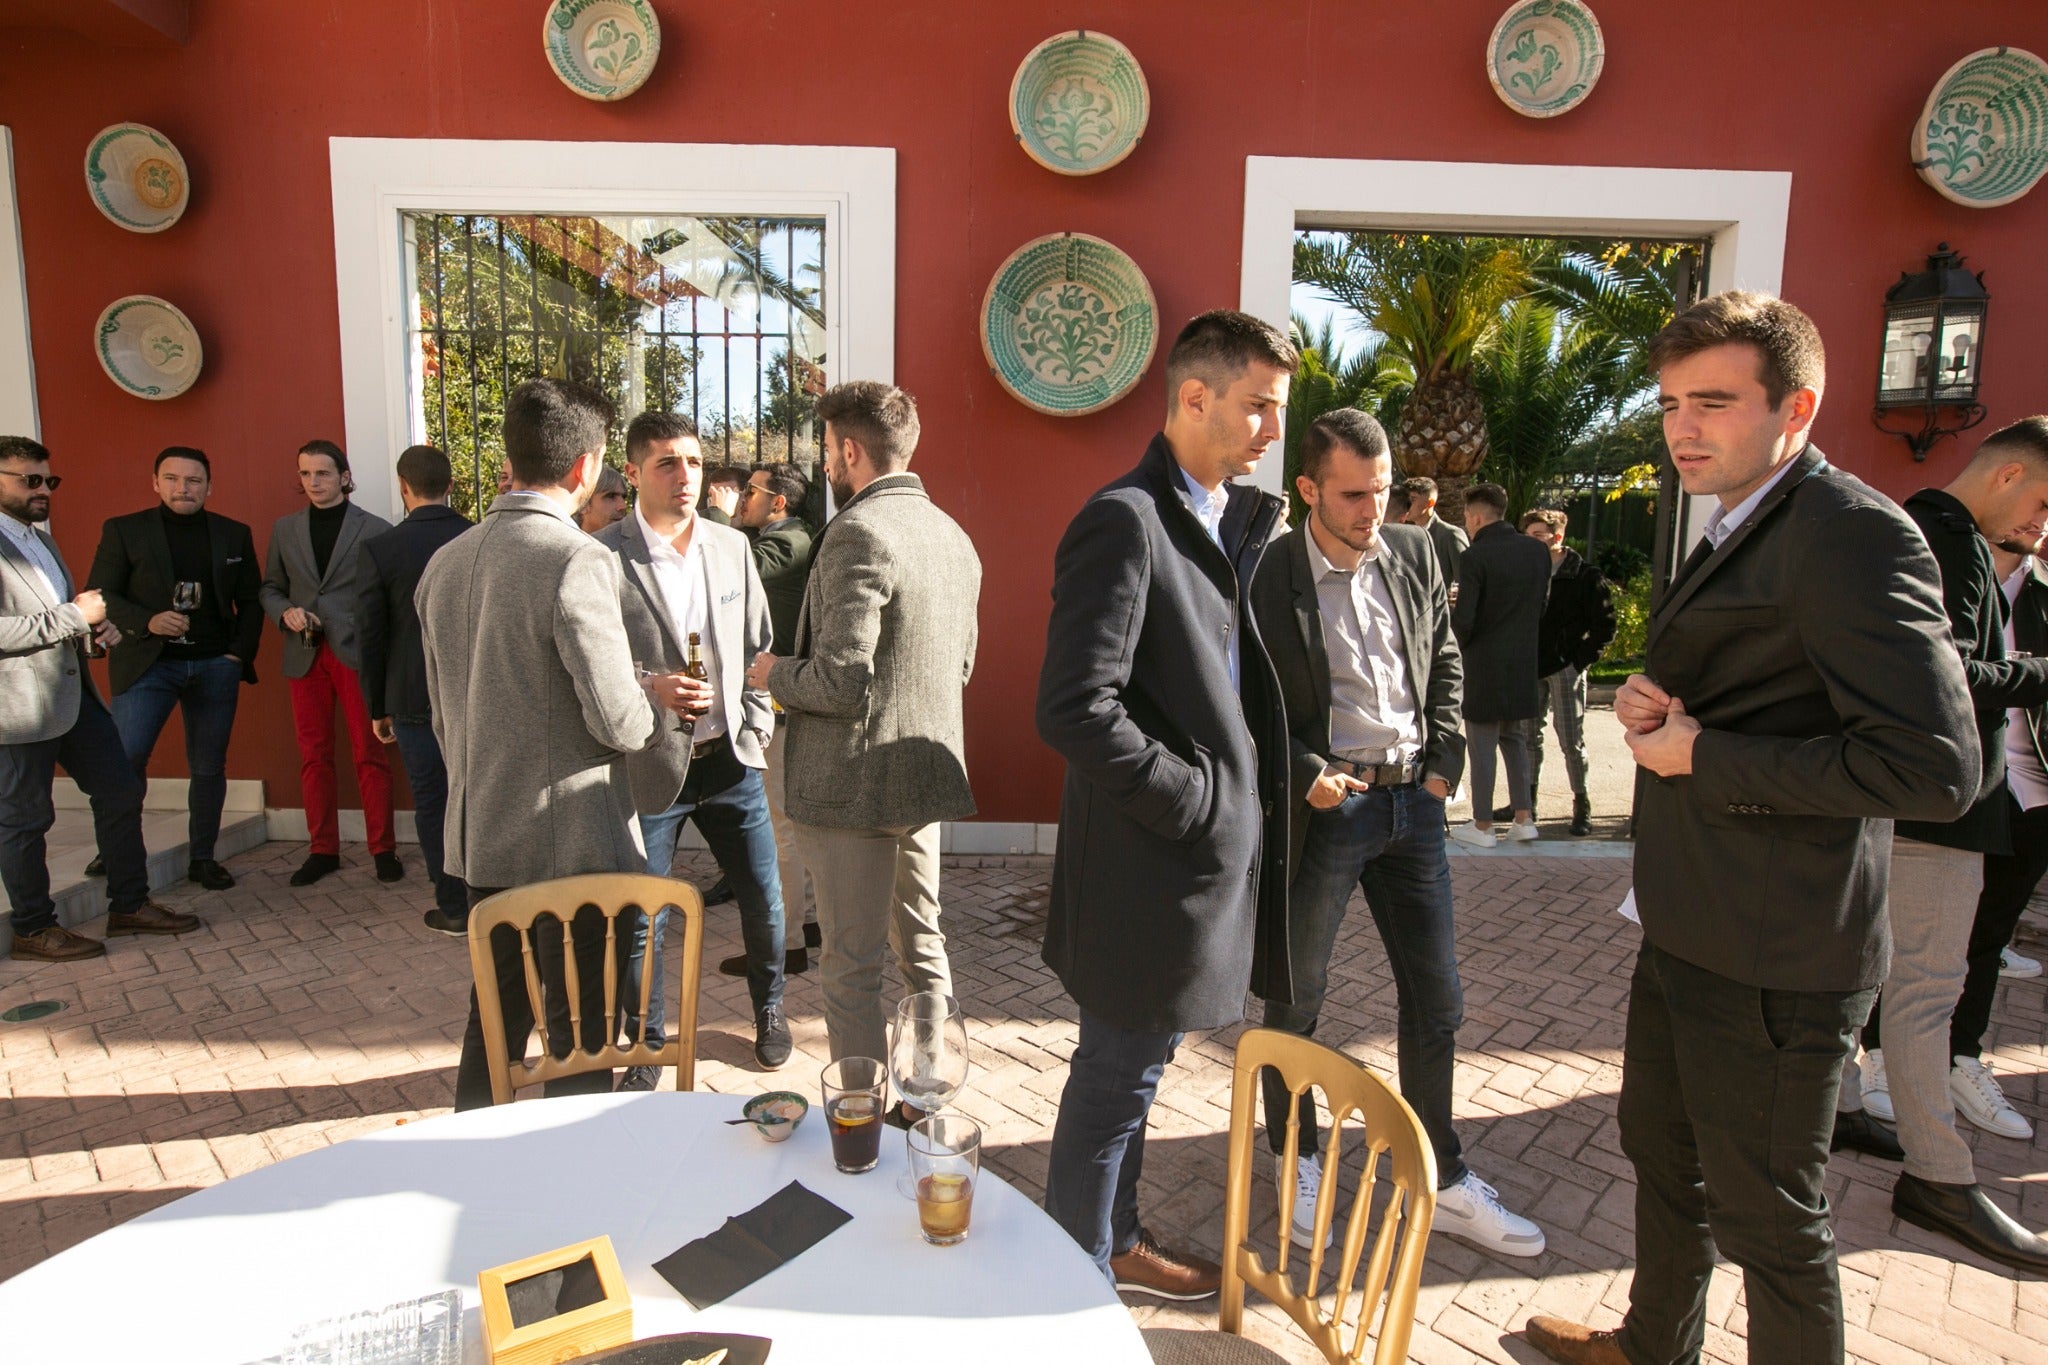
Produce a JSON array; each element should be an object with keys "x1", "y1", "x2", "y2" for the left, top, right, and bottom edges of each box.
[
  {"x1": 1700, "y1": 452, "x2": 1810, "y2": 550},
  {"x1": 1, "y1": 511, "x2": 67, "y2": 605},
  {"x1": 635, "y1": 504, "x2": 725, "y2": 743},
  {"x1": 2001, "y1": 560, "x2": 2048, "y2": 811},
  {"x1": 1179, "y1": 464, "x2": 1239, "y2": 691},
  {"x1": 1303, "y1": 525, "x2": 1420, "y2": 764}
]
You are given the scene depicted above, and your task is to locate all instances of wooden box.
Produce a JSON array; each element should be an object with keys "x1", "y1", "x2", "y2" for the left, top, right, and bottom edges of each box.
[{"x1": 479, "y1": 1235, "x2": 633, "y2": 1365}]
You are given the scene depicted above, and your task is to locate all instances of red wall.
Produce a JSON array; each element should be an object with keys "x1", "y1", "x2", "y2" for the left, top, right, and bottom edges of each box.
[{"x1": 5, "y1": 1, "x2": 2047, "y2": 824}]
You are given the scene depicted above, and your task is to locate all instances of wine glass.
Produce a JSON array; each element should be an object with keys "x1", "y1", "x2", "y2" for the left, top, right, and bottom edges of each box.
[
  {"x1": 890, "y1": 992, "x2": 969, "y2": 1196},
  {"x1": 171, "y1": 581, "x2": 201, "y2": 644}
]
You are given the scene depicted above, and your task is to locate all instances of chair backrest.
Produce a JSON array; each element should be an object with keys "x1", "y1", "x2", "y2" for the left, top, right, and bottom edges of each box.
[
  {"x1": 467, "y1": 874, "x2": 705, "y2": 1105},
  {"x1": 1220, "y1": 1028, "x2": 1438, "y2": 1365}
]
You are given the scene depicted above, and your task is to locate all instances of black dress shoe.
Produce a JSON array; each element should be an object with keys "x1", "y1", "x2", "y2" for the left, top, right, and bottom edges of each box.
[
  {"x1": 703, "y1": 875, "x2": 735, "y2": 906},
  {"x1": 617, "y1": 1064, "x2": 662, "y2": 1092},
  {"x1": 83, "y1": 854, "x2": 106, "y2": 877},
  {"x1": 718, "y1": 948, "x2": 808, "y2": 978},
  {"x1": 1893, "y1": 1172, "x2": 2048, "y2": 1273},
  {"x1": 754, "y1": 1006, "x2": 792, "y2": 1069},
  {"x1": 421, "y1": 908, "x2": 468, "y2": 937},
  {"x1": 1570, "y1": 795, "x2": 1594, "y2": 837},
  {"x1": 374, "y1": 852, "x2": 404, "y2": 883},
  {"x1": 289, "y1": 853, "x2": 341, "y2": 887},
  {"x1": 1832, "y1": 1109, "x2": 1904, "y2": 1161},
  {"x1": 187, "y1": 859, "x2": 236, "y2": 890}
]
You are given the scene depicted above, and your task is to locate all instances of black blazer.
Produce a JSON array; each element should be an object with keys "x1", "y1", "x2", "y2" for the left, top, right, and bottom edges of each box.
[
  {"x1": 752, "y1": 517, "x2": 814, "y2": 656},
  {"x1": 355, "y1": 504, "x2": 472, "y2": 720},
  {"x1": 1037, "y1": 434, "x2": 1292, "y2": 1033},
  {"x1": 87, "y1": 506, "x2": 262, "y2": 696},
  {"x1": 2013, "y1": 557, "x2": 2048, "y2": 769},
  {"x1": 1422, "y1": 513, "x2": 1469, "y2": 587},
  {"x1": 1633, "y1": 448, "x2": 1977, "y2": 992},
  {"x1": 1250, "y1": 522, "x2": 1465, "y2": 876},
  {"x1": 1451, "y1": 519, "x2": 1551, "y2": 721},
  {"x1": 1537, "y1": 547, "x2": 1616, "y2": 677}
]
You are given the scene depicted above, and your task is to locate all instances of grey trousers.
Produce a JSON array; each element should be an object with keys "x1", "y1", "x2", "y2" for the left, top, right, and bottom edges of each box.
[
  {"x1": 1465, "y1": 719, "x2": 1533, "y2": 818},
  {"x1": 764, "y1": 725, "x2": 815, "y2": 950},
  {"x1": 1838, "y1": 837, "x2": 1984, "y2": 1184},
  {"x1": 792, "y1": 818, "x2": 951, "y2": 1062}
]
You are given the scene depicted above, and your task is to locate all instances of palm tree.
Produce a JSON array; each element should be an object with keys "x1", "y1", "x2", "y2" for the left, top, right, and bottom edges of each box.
[
  {"x1": 1281, "y1": 312, "x2": 1409, "y2": 522},
  {"x1": 1471, "y1": 299, "x2": 1634, "y2": 516},
  {"x1": 1529, "y1": 240, "x2": 1693, "y2": 400}
]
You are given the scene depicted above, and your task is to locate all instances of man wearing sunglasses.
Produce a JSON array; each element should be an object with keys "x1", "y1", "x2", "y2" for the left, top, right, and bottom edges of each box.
[{"x1": 0, "y1": 436, "x2": 201, "y2": 961}]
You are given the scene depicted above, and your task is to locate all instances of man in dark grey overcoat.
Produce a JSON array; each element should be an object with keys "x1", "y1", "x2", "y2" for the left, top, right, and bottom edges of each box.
[{"x1": 1036, "y1": 311, "x2": 1295, "y2": 1300}]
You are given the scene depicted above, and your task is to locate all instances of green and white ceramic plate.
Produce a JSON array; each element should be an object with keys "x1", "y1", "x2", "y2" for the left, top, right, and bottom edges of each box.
[
  {"x1": 1009, "y1": 30, "x2": 1150, "y2": 175},
  {"x1": 84, "y1": 123, "x2": 188, "y2": 233},
  {"x1": 543, "y1": 0, "x2": 660, "y2": 102},
  {"x1": 1913, "y1": 46, "x2": 2048, "y2": 208},
  {"x1": 95, "y1": 296, "x2": 202, "y2": 400},
  {"x1": 982, "y1": 234, "x2": 1157, "y2": 417},
  {"x1": 1487, "y1": 1, "x2": 1604, "y2": 118}
]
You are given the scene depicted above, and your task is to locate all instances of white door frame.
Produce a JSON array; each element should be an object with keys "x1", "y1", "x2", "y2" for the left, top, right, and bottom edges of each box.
[
  {"x1": 1239, "y1": 156, "x2": 1793, "y2": 542},
  {"x1": 0, "y1": 128, "x2": 38, "y2": 439},
  {"x1": 328, "y1": 137, "x2": 896, "y2": 519}
]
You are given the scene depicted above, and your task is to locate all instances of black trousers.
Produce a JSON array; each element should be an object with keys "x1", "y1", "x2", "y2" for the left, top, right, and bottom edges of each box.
[
  {"x1": 1617, "y1": 944, "x2": 1873, "y2": 1365},
  {"x1": 1952, "y1": 797, "x2": 2048, "y2": 1059},
  {"x1": 452, "y1": 884, "x2": 616, "y2": 1110}
]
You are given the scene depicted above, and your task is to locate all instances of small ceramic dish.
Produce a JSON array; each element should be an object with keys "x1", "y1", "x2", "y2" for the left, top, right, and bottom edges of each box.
[
  {"x1": 95, "y1": 296, "x2": 202, "y2": 400},
  {"x1": 742, "y1": 1091, "x2": 808, "y2": 1143},
  {"x1": 1487, "y1": 1, "x2": 1604, "y2": 119},
  {"x1": 84, "y1": 123, "x2": 189, "y2": 232},
  {"x1": 1912, "y1": 46, "x2": 2048, "y2": 208},
  {"x1": 1009, "y1": 30, "x2": 1149, "y2": 175},
  {"x1": 982, "y1": 233, "x2": 1158, "y2": 418},
  {"x1": 543, "y1": 0, "x2": 661, "y2": 102}
]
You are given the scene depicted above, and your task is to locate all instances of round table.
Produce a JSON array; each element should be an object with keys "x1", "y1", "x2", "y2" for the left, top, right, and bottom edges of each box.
[{"x1": 1, "y1": 1091, "x2": 1149, "y2": 1363}]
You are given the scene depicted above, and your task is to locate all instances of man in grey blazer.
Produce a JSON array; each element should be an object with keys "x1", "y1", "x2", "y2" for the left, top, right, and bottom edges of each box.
[
  {"x1": 1401, "y1": 476, "x2": 1470, "y2": 589},
  {"x1": 747, "y1": 381, "x2": 981, "y2": 1067},
  {"x1": 601, "y1": 410, "x2": 787, "y2": 1077},
  {"x1": 0, "y1": 436, "x2": 199, "y2": 961},
  {"x1": 260, "y1": 440, "x2": 395, "y2": 887},
  {"x1": 419, "y1": 379, "x2": 686, "y2": 1111}
]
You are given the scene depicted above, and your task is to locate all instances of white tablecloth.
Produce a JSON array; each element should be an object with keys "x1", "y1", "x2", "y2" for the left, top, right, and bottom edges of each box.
[{"x1": 1, "y1": 1092, "x2": 1148, "y2": 1363}]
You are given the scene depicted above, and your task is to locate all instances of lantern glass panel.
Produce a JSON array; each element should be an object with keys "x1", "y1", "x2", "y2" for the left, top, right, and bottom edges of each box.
[
  {"x1": 1879, "y1": 305, "x2": 1939, "y2": 404},
  {"x1": 1933, "y1": 311, "x2": 1983, "y2": 401}
]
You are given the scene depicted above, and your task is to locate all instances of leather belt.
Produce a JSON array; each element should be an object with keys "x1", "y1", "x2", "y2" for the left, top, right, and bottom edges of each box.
[
  {"x1": 1327, "y1": 757, "x2": 1419, "y2": 787},
  {"x1": 692, "y1": 735, "x2": 727, "y2": 759}
]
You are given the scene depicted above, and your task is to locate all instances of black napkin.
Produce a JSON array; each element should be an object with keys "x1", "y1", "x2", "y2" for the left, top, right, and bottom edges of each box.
[{"x1": 653, "y1": 1181, "x2": 852, "y2": 1310}]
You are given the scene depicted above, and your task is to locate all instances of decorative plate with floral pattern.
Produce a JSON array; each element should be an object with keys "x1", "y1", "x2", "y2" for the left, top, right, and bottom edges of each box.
[
  {"x1": 1009, "y1": 31, "x2": 1150, "y2": 175},
  {"x1": 543, "y1": 0, "x2": 661, "y2": 102},
  {"x1": 1913, "y1": 46, "x2": 2048, "y2": 208},
  {"x1": 95, "y1": 296, "x2": 202, "y2": 400},
  {"x1": 85, "y1": 123, "x2": 189, "y2": 232},
  {"x1": 1487, "y1": 1, "x2": 1604, "y2": 118},
  {"x1": 982, "y1": 234, "x2": 1157, "y2": 417}
]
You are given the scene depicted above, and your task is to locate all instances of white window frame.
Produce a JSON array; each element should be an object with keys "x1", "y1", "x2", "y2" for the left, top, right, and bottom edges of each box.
[
  {"x1": 1239, "y1": 156, "x2": 1792, "y2": 542},
  {"x1": 329, "y1": 137, "x2": 895, "y2": 519},
  {"x1": 0, "y1": 128, "x2": 38, "y2": 439}
]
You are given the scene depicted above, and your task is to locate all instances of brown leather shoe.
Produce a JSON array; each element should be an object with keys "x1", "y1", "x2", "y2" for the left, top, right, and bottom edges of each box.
[
  {"x1": 105, "y1": 901, "x2": 201, "y2": 937},
  {"x1": 10, "y1": 925, "x2": 106, "y2": 961},
  {"x1": 1110, "y1": 1229, "x2": 1222, "y2": 1300},
  {"x1": 1525, "y1": 1316, "x2": 1628, "y2": 1364}
]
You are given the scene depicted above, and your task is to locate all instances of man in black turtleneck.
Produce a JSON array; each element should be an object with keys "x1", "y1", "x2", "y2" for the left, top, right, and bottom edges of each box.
[{"x1": 87, "y1": 447, "x2": 263, "y2": 890}]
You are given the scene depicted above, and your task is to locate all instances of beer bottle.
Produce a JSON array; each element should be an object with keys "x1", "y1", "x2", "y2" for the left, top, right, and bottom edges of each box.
[{"x1": 682, "y1": 631, "x2": 707, "y2": 734}]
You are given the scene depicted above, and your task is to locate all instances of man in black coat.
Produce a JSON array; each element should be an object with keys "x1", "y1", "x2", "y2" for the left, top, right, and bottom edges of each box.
[
  {"x1": 1037, "y1": 310, "x2": 1294, "y2": 1300},
  {"x1": 355, "y1": 445, "x2": 473, "y2": 933},
  {"x1": 1834, "y1": 420, "x2": 2048, "y2": 1274},
  {"x1": 1505, "y1": 508, "x2": 1614, "y2": 835},
  {"x1": 86, "y1": 446, "x2": 263, "y2": 890},
  {"x1": 1400, "y1": 475, "x2": 1469, "y2": 589},
  {"x1": 1250, "y1": 410, "x2": 1544, "y2": 1259},
  {"x1": 1527, "y1": 293, "x2": 1977, "y2": 1364},
  {"x1": 1449, "y1": 481, "x2": 1549, "y2": 846}
]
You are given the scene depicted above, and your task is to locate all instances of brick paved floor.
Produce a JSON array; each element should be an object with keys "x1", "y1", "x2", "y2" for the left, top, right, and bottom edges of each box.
[{"x1": 2, "y1": 841, "x2": 2044, "y2": 1362}]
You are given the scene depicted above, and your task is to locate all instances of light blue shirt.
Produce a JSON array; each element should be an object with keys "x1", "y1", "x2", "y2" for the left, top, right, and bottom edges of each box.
[
  {"x1": 1700, "y1": 451, "x2": 1813, "y2": 550},
  {"x1": 0, "y1": 511, "x2": 66, "y2": 604},
  {"x1": 1179, "y1": 464, "x2": 1239, "y2": 691}
]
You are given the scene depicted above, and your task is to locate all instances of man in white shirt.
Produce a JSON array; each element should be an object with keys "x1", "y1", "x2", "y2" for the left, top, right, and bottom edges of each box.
[{"x1": 600, "y1": 411, "x2": 786, "y2": 1077}]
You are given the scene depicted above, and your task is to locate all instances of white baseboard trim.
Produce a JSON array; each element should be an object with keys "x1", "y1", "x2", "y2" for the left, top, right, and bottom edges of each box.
[
  {"x1": 56, "y1": 777, "x2": 264, "y2": 814},
  {"x1": 257, "y1": 810, "x2": 1062, "y2": 856}
]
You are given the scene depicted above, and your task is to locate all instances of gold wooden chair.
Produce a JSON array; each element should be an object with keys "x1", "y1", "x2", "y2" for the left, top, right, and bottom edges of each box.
[
  {"x1": 467, "y1": 873, "x2": 704, "y2": 1105},
  {"x1": 1143, "y1": 1028, "x2": 1438, "y2": 1365}
]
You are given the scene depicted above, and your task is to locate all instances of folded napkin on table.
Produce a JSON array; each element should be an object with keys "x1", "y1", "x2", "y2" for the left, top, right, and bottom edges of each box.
[{"x1": 653, "y1": 1181, "x2": 852, "y2": 1310}]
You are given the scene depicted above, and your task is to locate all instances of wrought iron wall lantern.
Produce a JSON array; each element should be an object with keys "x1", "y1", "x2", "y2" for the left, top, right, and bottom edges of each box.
[{"x1": 1872, "y1": 243, "x2": 1989, "y2": 460}]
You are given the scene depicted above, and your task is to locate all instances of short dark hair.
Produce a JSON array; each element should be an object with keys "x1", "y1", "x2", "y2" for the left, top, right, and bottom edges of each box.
[
  {"x1": 1300, "y1": 409, "x2": 1391, "y2": 484},
  {"x1": 395, "y1": 443, "x2": 452, "y2": 499},
  {"x1": 505, "y1": 379, "x2": 615, "y2": 485},
  {"x1": 703, "y1": 465, "x2": 744, "y2": 488},
  {"x1": 1974, "y1": 416, "x2": 2048, "y2": 471},
  {"x1": 1647, "y1": 290, "x2": 1826, "y2": 410},
  {"x1": 624, "y1": 410, "x2": 699, "y2": 463},
  {"x1": 0, "y1": 435, "x2": 49, "y2": 465},
  {"x1": 1162, "y1": 310, "x2": 1299, "y2": 415},
  {"x1": 591, "y1": 462, "x2": 628, "y2": 498},
  {"x1": 155, "y1": 445, "x2": 209, "y2": 474},
  {"x1": 298, "y1": 438, "x2": 349, "y2": 475},
  {"x1": 1520, "y1": 507, "x2": 1568, "y2": 534},
  {"x1": 1466, "y1": 482, "x2": 1509, "y2": 517},
  {"x1": 817, "y1": 381, "x2": 920, "y2": 470},
  {"x1": 754, "y1": 462, "x2": 810, "y2": 512},
  {"x1": 1386, "y1": 484, "x2": 1413, "y2": 518},
  {"x1": 1402, "y1": 476, "x2": 1438, "y2": 504}
]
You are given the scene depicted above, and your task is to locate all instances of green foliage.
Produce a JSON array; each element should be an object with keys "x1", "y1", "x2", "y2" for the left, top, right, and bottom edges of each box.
[
  {"x1": 1605, "y1": 568, "x2": 1653, "y2": 664},
  {"x1": 1281, "y1": 313, "x2": 1409, "y2": 524},
  {"x1": 1293, "y1": 232, "x2": 1529, "y2": 383},
  {"x1": 1470, "y1": 298, "x2": 1632, "y2": 517}
]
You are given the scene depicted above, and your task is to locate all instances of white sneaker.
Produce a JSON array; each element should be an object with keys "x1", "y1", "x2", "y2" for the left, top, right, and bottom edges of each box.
[
  {"x1": 1433, "y1": 1170, "x2": 1546, "y2": 1257},
  {"x1": 1860, "y1": 1049, "x2": 1894, "y2": 1123},
  {"x1": 1950, "y1": 1055, "x2": 2035, "y2": 1140},
  {"x1": 2000, "y1": 947, "x2": 2043, "y2": 979},
  {"x1": 1448, "y1": 823, "x2": 1498, "y2": 849},
  {"x1": 1272, "y1": 1150, "x2": 1330, "y2": 1249},
  {"x1": 1505, "y1": 818, "x2": 1540, "y2": 842}
]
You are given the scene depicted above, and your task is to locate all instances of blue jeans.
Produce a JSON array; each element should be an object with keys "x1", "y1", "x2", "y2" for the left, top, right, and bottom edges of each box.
[
  {"x1": 1045, "y1": 1008, "x2": 1183, "y2": 1285},
  {"x1": 391, "y1": 719, "x2": 466, "y2": 915},
  {"x1": 1, "y1": 692, "x2": 150, "y2": 931},
  {"x1": 1260, "y1": 782, "x2": 1467, "y2": 1188},
  {"x1": 110, "y1": 654, "x2": 240, "y2": 860},
  {"x1": 633, "y1": 737, "x2": 784, "y2": 1043}
]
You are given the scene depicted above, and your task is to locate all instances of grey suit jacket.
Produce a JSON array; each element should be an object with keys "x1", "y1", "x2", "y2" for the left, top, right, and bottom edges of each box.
[
  {"x1": 260, "y1": 501, "x2": 392, "y2": 677},
  {"x1": 1423, "y1": 512, "x2": 1469, "y2": 587},
  {"x1": 595, "y1": 512, "x2": 771, "y2": 812},
  {"x1": 0, "y1": 522, "x2": 94, "y2": 743},
  {"x1": 416, "y1": 493, "x2": 667, "y2": 886},
  {"x1": 767, "y1": 473, "x2": 981, "y2": 830}
]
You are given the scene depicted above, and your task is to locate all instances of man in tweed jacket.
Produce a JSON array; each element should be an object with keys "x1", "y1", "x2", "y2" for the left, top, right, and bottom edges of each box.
[{"x1": 747, "y1": 381, "x2": 981, "y2": 1065}]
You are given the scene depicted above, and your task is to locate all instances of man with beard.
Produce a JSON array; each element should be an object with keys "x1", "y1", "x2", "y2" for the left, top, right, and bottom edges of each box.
[{"x1": 0, "y1": 436, "x2": 200, "y2": 960}]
